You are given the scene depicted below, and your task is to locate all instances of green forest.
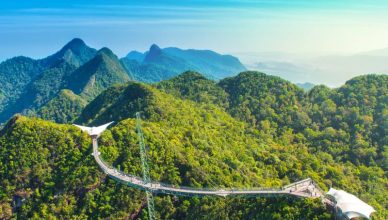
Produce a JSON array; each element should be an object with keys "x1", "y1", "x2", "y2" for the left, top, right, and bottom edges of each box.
[{"x1": 0, "y1": 71, "x2": 387, "y2": 219}]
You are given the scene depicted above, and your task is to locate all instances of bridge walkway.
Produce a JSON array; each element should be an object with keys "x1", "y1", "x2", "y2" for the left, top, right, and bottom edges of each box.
[{"x1": 92, "y1": 138, "x2": 324, "y2": 198}]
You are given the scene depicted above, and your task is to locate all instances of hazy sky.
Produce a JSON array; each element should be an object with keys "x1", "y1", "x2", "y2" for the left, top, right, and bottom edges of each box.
[{"x1": 1, "y1": 0, "x2": 388, "y2": 61}]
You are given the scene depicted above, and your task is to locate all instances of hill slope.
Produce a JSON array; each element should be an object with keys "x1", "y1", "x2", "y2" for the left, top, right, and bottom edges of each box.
[
  {"x1": 0, "y1": 57, "x2": 45, "y2": 113},
  {"x1": 35, "y1": 89, "x2": 87, "y2": 123},
  {"x1": 218, "y1": 71, "x2": 306, "y2": 134},
  {"x1": 0, "y1": 61, "x2": 78, "y2": 122},
  {"x1": 162, "y1": 71, "x2": 387, "y2": 169},
  {"x1": 305, "y1": 74, "x2": 388, "y2": 166}
]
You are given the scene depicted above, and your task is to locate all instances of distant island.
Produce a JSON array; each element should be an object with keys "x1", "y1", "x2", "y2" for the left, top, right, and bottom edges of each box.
[{"x1": 296, "y1": 82, "x2": 315, "y2": 91}]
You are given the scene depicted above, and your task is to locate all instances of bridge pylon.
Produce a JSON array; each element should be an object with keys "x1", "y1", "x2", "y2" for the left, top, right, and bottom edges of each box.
[{"x1": 136, "y1": 112, "x2": 156, "y2": 220}]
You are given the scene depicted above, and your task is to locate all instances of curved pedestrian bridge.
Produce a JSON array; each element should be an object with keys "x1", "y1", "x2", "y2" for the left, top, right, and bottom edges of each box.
[
  {"x1": 74, "y1": 123, "x2": 376, "y2": 219},
  {"x1": 91, "y1": 137, "x2": 324, "y2": 198}
]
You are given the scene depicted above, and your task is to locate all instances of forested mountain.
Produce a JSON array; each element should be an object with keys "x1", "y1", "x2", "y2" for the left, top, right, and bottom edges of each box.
[
  {"x1": 154, "y1": 71, "x2": 388, "y2": 218},
  {"x1": 305, "y1": 75, "x2": 388, "y2": 167},
  {"x1": 0, "y1": 39, "x2": 386, "y2": 219},
  {"x1": 156, "y1": 71, "x2": 229, "y2": 108},
  {"x1": 0, "y1": 71, "x2": 386, "y2": 219},
  {"x1": 163, "y1": 72, "x2": 387, "y2": 168},
  {"x1": 41, "y1": 38, "x2": 97, "y2": 68},
  {"x1": 219, "y1": 71, "x2": 306, "y2": 134},
  {"x1": 0, "y1": 38, "x2": 96, "y2": 122},
  {"x1": 0, "y1": 38, "x2": 96, "y2": 117},
  {"x1": 0, "y1": 40, "x2": 130, "y2": 123},
  {"x1": 65, "y1": 47, "x2": 130, "y2": 101},
  {"x1": 121, "y1": 44, "x2": 246, "y2": 82}
]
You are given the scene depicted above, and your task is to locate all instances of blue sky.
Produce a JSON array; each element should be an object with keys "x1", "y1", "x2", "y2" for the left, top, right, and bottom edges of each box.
[{"x1": 1, "y1": 0, "x2": 388, "y2": 61}]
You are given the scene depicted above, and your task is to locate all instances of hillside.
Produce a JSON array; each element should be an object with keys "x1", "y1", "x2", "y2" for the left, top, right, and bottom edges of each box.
[
  {"x1": 35, "y1": 89, "x2": 87, "y2": 123},
  {"x1": 161, "y1": 72, "x2": 387, "y2": 168},
  {"x1": 75, "y1": 85, "x2": 126, "y2": 125},
  {"x1": 0, "y1": 56, "x2": 44, "y2": 113},
  {"x1": 0, "y1": 112, "x2": 330, "y2": 219},
  {"x1": 121, "y1": 44, "x2": 246, "y2": 82},
  {"x1": 83, "y1": 79, "x2": 387, "y2": 217},
  {"x1": 0, "y1": 116, "x2": 143, "y2": 219},
  {"x1": 157, "y1": 71, "x2": 311, "y2": 142},
  {"x1": 0, "y1": 61, "x2": 78, "y2": 122},
  {"x1": 1, "y1": 77, "x2": 387, "y2": 218},
  {"x1": 218, "y1": 71, "x2": 306, "y2": 136},
  {"x1": 149, "y1": 72, "x2": 388, "y2": 218},
  {"x1": 0, "y1": 72, "x2": 387, "y2": 218},
  {"x1": 305, "y1": 74, "x2": 388, "y2": 166}
]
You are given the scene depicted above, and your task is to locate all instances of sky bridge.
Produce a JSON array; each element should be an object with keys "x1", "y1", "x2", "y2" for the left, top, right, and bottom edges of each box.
[
  {"x1": 74, "y1": 121, "x2": 375, "y2": 220},
  {"x1": 92, "y1": 138, "x2": 323, "y2": 198},
  {"x1": 75, "y1": 122, "x2": 324, "y2": 199}
]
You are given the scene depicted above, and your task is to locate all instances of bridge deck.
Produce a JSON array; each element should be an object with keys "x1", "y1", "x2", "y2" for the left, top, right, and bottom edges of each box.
[{"x1": 92, "y1": 138, "x2": 324, "y2": 198}]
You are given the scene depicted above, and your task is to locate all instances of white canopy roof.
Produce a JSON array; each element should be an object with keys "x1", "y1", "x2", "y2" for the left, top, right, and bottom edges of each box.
[
  {"x1": 73, "y1": 122, "x2": 114, "y2": 137},
  {"x1": 327, "y1": 188, "x2": 375, "y2": 219}
]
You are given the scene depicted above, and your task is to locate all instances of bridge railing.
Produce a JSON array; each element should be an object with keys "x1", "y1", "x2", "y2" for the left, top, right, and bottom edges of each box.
[
  {"x1": 228, "y1": 187, "x2": 283, "y2": 192},
  {"x1": 98, "y1": 155, "x2": 285, "y2": 192},
  {"x1": 155, "y1": 182, "x2": 221, "y2": 192},
  {"x1": 310, "y1": 180, "x2": 326, "y2": 196},
  {"x1": 282, "y1": 178, "x2": 314, "y2": 190},
  {"x1": 95, "y1": 143, "x2": 323, "y2": 196},
  {"x1": 98, "y1": 157, "x2": 287, "y2": 193},
  {"x1": 98, "y1": 156, "x2": 144, "y2": 180}
]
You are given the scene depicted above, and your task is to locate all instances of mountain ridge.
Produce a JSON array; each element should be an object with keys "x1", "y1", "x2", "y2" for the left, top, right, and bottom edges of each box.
[
  {"x1": 66, "y1": 47, "x2": 131, "y2": 100},
  {"x1": 0, "y1": 39, "x2": 249, "y2": 124},
  {"x1": 41, "y1": 38, "x2": 97, "y2": 68},
  {"x1": 123, "y1": 43, "x2": 246, "y2": 82}
]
